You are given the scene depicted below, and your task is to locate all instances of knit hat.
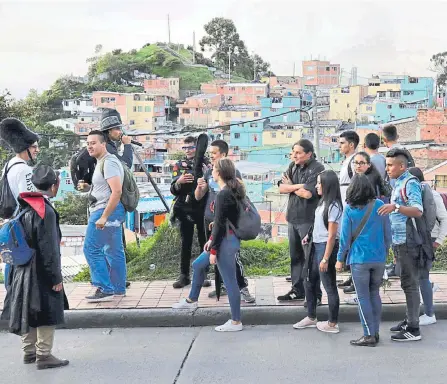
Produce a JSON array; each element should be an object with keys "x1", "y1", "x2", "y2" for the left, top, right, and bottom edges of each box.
[
  {"x1": 100, "y1": 108, "x2": 122, "y2": 132},
  {"x1": 0, "y1": 118, "x2": 39, "y2": 153}
]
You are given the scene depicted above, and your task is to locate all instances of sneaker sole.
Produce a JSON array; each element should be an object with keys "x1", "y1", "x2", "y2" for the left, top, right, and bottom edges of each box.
[
  {"x1": 344, "y1": 291, "x2": 357, "y2": 295},
  {"x1": 293, "y1": 324, "x2": 317, "y2": 329},
  {"x1": 420, "y1": 322, "x2": 437, "y2": 326},
  {"x1": 242, "y1": 297, "x2": 256, "y2": 303},
  {"x1": 391, "y1": 336, "x2": 422, "y2": 342},
  {"x1": 215, "y1": 327, "x2": 243, "y2": 332},
  {"x1": 317, "y1": 328, "x2": 340, "y2": 334},
  {"x1": 86, "y1": 296, "x2": 114, "y2": 303}
]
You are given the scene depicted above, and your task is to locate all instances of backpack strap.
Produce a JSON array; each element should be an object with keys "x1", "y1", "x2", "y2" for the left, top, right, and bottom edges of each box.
[
  {"x1": 400, "y1": 176, "x2": 418, "y2": 204},
  {"x1": 3, "y1": 160, "x2": 26, "y2": 177},
  {"x1": 351, "y1": 200, "x2": 375, "y2": 244}
]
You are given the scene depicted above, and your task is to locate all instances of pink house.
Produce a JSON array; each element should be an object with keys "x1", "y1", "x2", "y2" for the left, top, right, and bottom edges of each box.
[
  {"x1": 143, "y1": 78, "x2": 180, "y2": 99},
  {"x1": 177, "y1": 94, "x2": 223, "y2": 127},
  {"x1": 201, "y1": 82, "x2": 268, "y2": 106}
]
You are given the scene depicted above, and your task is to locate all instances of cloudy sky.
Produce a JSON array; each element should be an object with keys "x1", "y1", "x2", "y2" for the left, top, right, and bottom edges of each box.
[{"x1": 1, "y1": 0, "x2": 445, "y2": 98}]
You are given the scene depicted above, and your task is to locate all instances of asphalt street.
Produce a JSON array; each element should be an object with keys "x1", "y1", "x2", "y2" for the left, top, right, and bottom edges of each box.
[{"x1": 1, "y1": 322, "x2": 446, "y2": 384}]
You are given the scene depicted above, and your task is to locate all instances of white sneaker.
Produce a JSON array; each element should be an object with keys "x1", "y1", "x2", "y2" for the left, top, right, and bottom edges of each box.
[
  {"x1": 419, "y1": 314, "x2": 437, "y2": 326},
  {"x1": 215, "y1": 319, "x2": 243, "y2": 332},
  {"x1": 345, "y1": 296, "x2": 358, "y2": 305},
  {"x1": 172, "y1": 298, "x2": 198, "y2": 310},
  {"x1": 293, "y1": 317, "x2": 318, "y2": 329}
]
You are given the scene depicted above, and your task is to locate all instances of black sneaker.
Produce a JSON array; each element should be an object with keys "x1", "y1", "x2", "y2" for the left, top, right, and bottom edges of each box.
[
  {"x1": 86, "y1": 288, "x2": 114, "y2": 303},
  {"x1": 390, "y1": 319, "x2": 407, "y2": 333},
  {"x1": 391, "y1": 327, "x2": 421, "y2": 342},
  {"x1": 277, "y1": 289, "x2": 305, "y2": 301},
  {"x1": 338, "y1": 277, "x2": 352, "y2": 288},
  {"x1": 173, "y1": 275, "x2": 191, "y2": 289},
  {"x1": 202, "y1": 280, "x2": 212, "y2": 288},
  {"x1": 208, "y1": 286, "x2": 227, "y2": 298},
  {"x1": 285, "y1": 276, "x2": 292, "y2": 282},
  {"x1": 350, "y1": 335, "x2": 377, "y2": 347},
  {"x1": 343, "y1": 285, "x2": 356, "y2": 294},
  {"x1": 303, "y1": 297, "x2": 322, "y2": 308},
  {"x1": 126, "y1": 281, "x2": 131, "y2": 288}
]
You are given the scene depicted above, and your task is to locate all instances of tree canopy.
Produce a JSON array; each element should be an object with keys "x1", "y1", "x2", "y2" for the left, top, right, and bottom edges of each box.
[{"x1": 199, "y1": 17, "x2": 272, "y2": 80}]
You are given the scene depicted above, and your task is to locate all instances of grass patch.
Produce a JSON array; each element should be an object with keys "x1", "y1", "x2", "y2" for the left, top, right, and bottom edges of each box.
[{"x1": 73, "y1": 223, "x2": 447, "y2": 282}]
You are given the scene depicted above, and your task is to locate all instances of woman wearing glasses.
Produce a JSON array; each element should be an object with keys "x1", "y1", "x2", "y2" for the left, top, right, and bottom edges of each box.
[{"x1": 353, "y1": 152, "x2": 391, "y2": 201}]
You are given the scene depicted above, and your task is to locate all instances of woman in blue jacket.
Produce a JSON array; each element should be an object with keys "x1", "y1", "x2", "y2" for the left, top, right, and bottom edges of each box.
[{"x1": 336, "y1": 174, "x2": 391, "y2": 347}]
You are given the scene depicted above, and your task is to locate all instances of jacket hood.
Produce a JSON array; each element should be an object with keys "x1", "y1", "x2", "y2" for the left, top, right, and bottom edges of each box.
[{"x1": 18, "y1": 192, "x2": 46, "y2": 219}]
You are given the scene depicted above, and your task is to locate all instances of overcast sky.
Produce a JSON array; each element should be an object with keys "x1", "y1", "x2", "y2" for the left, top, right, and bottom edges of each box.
[{"x1": 1, "y1": 0, "x2": 445, "y2": 98}]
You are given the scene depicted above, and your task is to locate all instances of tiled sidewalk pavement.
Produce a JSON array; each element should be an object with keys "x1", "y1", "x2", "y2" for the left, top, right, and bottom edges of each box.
[{"x1": 1, "y1": 274, "x2": 447, "y2": 310}]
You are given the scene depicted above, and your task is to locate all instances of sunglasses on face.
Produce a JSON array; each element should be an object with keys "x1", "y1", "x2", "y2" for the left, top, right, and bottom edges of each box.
[{"x1": 182, "y1": 146, "x2": 196, "y2": 151}]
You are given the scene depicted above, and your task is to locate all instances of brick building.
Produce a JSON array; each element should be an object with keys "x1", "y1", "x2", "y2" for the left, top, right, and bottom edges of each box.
[
  {"x1": 418, "y1": 108, "x2": 447, "y2": 143},
  {"x1": 302, "y1": 60, "x2": 340, "y2": 87}
]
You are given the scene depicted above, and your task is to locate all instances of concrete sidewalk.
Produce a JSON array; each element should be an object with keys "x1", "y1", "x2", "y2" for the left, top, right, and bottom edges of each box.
[{"x1": 1, "y1": 274, "x2": 447, "y2": 329}]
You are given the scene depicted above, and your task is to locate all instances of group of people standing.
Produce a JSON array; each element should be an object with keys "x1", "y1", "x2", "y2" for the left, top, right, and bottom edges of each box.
[
  {"x1": 0, "y1": 109, "x2": 141, "y2": 368},
  {"x1": 280, "y1": 126, "x2": 446, "y2": 346}
]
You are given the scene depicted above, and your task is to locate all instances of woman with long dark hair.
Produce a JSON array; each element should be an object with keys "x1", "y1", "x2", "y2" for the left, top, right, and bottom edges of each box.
[
  {"x1": 336, "y1": 174, "x2": 391, "y2": 347},
  {"x1": 294, "y1": 170, "x2": 343, "y2": 333},
  {"x1": 353, "y1": 151, "x2": 391, "y2": 200},
  {"x1": 173, "y1": 158, "x2": 245, "y2": 332}
]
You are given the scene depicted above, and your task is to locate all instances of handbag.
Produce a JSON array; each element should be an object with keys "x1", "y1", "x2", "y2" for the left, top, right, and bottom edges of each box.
[{"x1": 340, "y1": 199, "x2": 376, "y2": 263}]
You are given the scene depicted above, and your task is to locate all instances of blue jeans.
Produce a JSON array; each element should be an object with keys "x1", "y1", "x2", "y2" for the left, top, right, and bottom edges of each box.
[
  {"x1": 4, "y1": 263, "x2": 10, "y2": 287},
  {"x1": 351, "y1": 263, "x2": 385, "y2": 336},
  {"x1": 306, "y1": 242, "x2": 340, "y2": 323},
  {"x1": 84, "y1": 204, "x2": 127, "y2": 295},
  {"x1": 420, "y1": 267, "x2": 434, "y2": 317},
  {"x1": 189, "y1": 233, "x2": 241, "y2": 321}
]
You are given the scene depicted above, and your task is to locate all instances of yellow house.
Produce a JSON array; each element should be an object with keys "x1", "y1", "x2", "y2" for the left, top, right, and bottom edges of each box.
[
  {"x1": 93, "y1": 92, "x2": 166, "y2": 132},
  {"x1": 210, "y1": 108, "x2": 260, "y2": 126},
  {"x1": 329, "y1": 86, "x2": 368, "y2": 121},
  {"x1": 262, "y1": 127, "x2": 302, "y2": 145},
  {"x1": 367, "y1": 82, "x2": 401, "y2": 97},
  {"x1": 358, "y1": 95, "x2": 377, "y2": 124}
]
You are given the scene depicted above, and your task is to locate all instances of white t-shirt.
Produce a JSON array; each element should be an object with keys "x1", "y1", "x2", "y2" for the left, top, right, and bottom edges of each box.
[
  {"x1": 339, "y1": 153, "x2": 356, "y2": 206},
  {"x1": 312, "y1": 202, "x2": 342, "y2": 243},
  {"x1": 2, "y1": 157, "x2": 35, "y2": 202}
]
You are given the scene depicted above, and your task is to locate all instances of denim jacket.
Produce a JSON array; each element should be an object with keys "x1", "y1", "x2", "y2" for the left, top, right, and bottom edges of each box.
[{"x1": 389, "y1": 171, "x2": 423, "y2": 245}]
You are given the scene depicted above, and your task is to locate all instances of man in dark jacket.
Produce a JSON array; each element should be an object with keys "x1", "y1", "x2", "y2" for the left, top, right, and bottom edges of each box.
[
  {"x1": 2, "y1": 165, "x2": 69, "y2": 370},
  {"x1": 277, "y1": 139, "x2": 325, "y2": 301},
  {"x1": 170, "y1": 136, "x2": 208, "y2": 288}
]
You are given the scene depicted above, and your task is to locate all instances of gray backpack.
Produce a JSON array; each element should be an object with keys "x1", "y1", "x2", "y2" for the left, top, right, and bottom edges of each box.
[
  {"x1": 229, "y1": 198, "x2": 261, "y2": 241},
  {"x1": 401, "y1": 177, "x2": 436, "y2": 232},
  {"x1": 100, "y1": 159, "x2": 140, "y2": 213}
]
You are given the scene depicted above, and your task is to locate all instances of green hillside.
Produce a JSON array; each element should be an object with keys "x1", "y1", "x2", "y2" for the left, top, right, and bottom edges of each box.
[{"x1": 89, "y1": 44, "x2": 247, "y2": 91}]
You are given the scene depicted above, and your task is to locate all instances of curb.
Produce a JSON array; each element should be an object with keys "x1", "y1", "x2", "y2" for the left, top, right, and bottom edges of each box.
[{"x1": 2, "y1": 304, "x2": 447, "y2": 330}]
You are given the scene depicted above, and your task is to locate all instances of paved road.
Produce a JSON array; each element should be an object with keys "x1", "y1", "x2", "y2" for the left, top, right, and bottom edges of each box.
[{"x1": 1, "y1": 322, "x2": 447, "y2": 384}]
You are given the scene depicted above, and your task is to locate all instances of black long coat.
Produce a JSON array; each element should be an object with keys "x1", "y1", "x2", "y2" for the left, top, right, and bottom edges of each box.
[{"x1": 2, "y1": 193, "x2": 68, "y2": 333}]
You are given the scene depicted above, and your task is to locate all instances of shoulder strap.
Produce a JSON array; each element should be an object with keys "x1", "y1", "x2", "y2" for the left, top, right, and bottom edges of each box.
[
  {"x1": 400, "y1": 176, "x2": 418, "y2": 204},
  {"x1": 4, "y1": 160, "x2": 25, "y2": 177},
  {"x1": 351, "y1": 200, "x2": 375, "y2": 244}
]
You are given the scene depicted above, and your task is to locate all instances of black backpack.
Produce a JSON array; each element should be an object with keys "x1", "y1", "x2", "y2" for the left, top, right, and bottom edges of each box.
[
  {"x1": 0, "y1": 161, "x2": 23, "y2": 219},
  {"x1": 70, "y1": 147, "x2": 97, "y2": 187}
]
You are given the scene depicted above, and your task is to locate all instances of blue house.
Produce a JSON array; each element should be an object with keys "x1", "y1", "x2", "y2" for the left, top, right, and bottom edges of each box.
[
  {"x1": 261, "y1": 96, "x2": 303, "y2": 123},
  {"x1": 374, "y1": 75, "x2": 434, "y2": 123},
  {"x1": 400, "y1": 76, "x2": 434, "y2": 105},
  {"x1": 375, "y1": 101, "x2": 419, "y2": 123},
  {"x1": 230, "y1": 120, "x2": 264, "y2": 150},
  {"x1": 53, "y1": 168, "x2": 76, "y2": 202}
]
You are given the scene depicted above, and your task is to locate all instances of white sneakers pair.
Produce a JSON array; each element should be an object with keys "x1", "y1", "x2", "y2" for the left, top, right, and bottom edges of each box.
[
  {"x1": 293, "y1": 317, "x2": 340, "y2": 333},
  {"x1": 172, "y1": 298, "x2": 243, "y2": 332}
]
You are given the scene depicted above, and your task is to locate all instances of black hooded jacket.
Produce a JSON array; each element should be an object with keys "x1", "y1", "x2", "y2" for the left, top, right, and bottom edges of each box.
[{"x1": 1, "y1": 193, "x2": 68, "y2": 335}]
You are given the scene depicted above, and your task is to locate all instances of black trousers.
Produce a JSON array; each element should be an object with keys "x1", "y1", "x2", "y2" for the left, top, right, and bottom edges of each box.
[
  {"x1": 205, "y1": 219, "x2": 248, "y2": 290},
  {"x1": 179, "y1": 213, "x2": 207, "y2": 277}
]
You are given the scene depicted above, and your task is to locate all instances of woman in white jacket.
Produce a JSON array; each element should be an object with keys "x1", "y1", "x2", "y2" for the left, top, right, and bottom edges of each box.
[{"x1": 409, "y1": 167, "x2": 447, "y2": 326}]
